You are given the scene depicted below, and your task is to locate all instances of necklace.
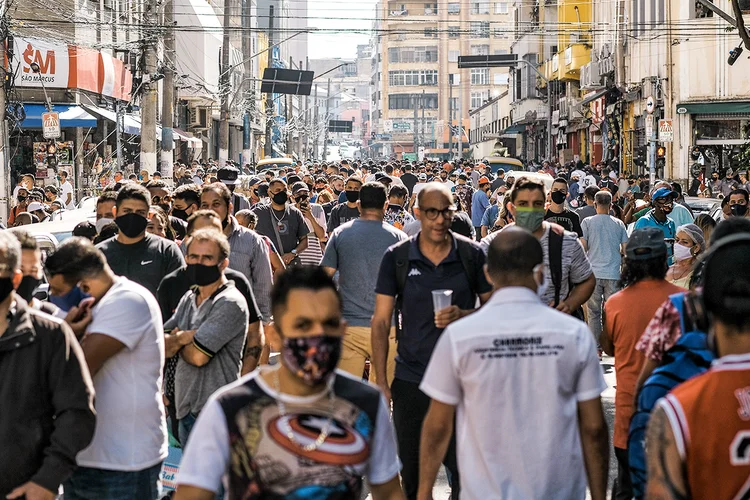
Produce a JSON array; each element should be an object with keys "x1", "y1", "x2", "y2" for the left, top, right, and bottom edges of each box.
[
  {"x1": 273, "y1": 367, "x2": 336, "y2": 452},
  {"x1": 271, "y1": 207, "x2": 287, "y2": 226}
]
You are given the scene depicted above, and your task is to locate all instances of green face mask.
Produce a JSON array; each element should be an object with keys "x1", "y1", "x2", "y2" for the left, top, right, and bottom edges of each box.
[{"x1": 514, "y1": 206, "x2": 545, "y2": 232}]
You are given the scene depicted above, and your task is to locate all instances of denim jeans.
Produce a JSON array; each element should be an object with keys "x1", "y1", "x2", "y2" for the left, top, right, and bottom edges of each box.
[
  {"x1": 63, "y1": 462, "x2": 162, "y2": 500},
  {"x1": 178, "y1": 412, "x2": 199, "y2": 448},
  {"x1": 391, "y1": 378, "x2": 460, "y2": 500},
  {"x1": 586, "y1": 278, "x2": 620, "y2": 343}
]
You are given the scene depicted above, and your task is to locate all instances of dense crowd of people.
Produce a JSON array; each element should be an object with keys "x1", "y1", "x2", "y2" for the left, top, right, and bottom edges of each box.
[{"x1": 1, "y1": 156, "x2": 749, "y2": 500}]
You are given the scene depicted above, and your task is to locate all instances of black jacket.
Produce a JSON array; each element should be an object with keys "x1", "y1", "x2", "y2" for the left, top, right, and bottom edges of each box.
[{"x1": 0, "y1": 299, "x2": 96, "y2": 496}]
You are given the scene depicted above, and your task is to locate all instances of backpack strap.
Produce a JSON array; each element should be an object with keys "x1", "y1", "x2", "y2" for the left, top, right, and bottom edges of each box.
[
  {"x1": 391, "y1": 238, "x2": 412, "y2": 341},
  {"x1": 454, "y1": 233, "x2": 478, "y2": 296},
  {"x1": 669, "y1": 292, "x2": 686, "y2": 335},
  {"x1": 548, "y1": 227, "x2": 563, "y2": 307}
]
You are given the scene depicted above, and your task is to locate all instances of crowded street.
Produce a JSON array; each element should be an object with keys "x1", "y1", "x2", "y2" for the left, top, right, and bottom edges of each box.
[{"x1": 3, "y1": 0, "x2": 750, "y2": 499}]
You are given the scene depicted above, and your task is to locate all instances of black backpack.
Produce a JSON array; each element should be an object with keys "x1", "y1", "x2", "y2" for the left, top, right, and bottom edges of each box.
[{"x1": 391, "y1": 232, "x2": 479, "y2": 339}]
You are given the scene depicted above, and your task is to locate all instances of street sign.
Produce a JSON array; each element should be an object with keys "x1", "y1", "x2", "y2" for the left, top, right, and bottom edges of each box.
[
  {"x1": 328, "y1": 120, "x2": 353, "y2": 133},
  {"x1": 42, "y1": 111, "x2": 60, "y2": 139},
  {"x1": 645, "y1": 115, "x2": 655, "y2": 139},
  {"x1": 646, "y1": 96, "x2": 655, "y2": 114},
  {"x1": 658, "y1": 119, "x2": 674, "y2": 142},
  {"x1": 458, "y1": 54, "x2": 518, "y2": 68},
  {"x1": 392, "y1": 122, "x2": 411, "y2": 131},
  {"x1": 260, "y1": 68, "x2": 314, "y2": 96}
]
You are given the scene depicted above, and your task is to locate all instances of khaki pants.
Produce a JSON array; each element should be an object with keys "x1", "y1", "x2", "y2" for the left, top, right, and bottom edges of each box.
[{"x1": 337, "y1": 326, "x2": 397, "y2": 386}]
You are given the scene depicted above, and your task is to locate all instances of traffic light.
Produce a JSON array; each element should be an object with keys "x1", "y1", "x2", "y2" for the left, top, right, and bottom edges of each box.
[{"x1": 656, "y1": 145, "x2": 666, "y2": 159}]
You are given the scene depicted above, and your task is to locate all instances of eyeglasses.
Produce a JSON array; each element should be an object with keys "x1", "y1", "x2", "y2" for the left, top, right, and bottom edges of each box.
[
  {"x1": 422, "y1": 206, "x2": 456, "y2": 220},
  {"x1": 152, "y1": 195, "x2": 172, "y2": 205}
]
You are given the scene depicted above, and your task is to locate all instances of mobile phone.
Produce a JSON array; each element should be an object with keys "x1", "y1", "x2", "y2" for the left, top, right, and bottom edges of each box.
[{"x1": 634, "y1": 192, "x2": 645, "y2": 200}]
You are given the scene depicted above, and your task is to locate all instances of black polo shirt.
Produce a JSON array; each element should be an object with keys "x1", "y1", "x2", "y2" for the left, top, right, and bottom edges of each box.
[
  {"x1": 157, "y1": 267, "x2": 261, "y2": 325},
  {"x1": 375, "y1": 234, "x2": 492, "y2": 384}
]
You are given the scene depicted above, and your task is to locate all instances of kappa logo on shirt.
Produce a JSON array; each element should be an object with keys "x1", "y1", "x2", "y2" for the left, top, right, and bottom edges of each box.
[{"x1": 408, "y1": 268, "x2": 421, "y2": 277}]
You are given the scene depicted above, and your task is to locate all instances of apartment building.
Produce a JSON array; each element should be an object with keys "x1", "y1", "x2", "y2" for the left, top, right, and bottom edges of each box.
[{"x1": 374, "y1": 0, "x2": 513, "y2": 160}]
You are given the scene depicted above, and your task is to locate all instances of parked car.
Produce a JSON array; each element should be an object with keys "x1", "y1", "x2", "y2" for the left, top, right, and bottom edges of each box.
[
  {"x1": 256, "y1": 157, "x2": 294, "y2": 172},
  {"x1": 483, "y1": 157, "x2": 523, "y2": 175},
  {"x1": 503, "y1": 170, "x2": 555, "y2": 191},
  {"x1": 684, "y1": 196, "x2": 722, "y2": 221}
]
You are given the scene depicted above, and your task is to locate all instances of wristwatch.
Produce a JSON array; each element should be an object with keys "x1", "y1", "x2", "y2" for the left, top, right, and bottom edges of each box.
[{"x1": 291, "y1": 249, "x2": 297, "y2": 255}]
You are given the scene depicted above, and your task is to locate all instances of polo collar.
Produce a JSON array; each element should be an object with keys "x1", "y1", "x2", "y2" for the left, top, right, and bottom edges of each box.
[{"x1": 408, "y1": 232, "x2": 459, "y2": 265}]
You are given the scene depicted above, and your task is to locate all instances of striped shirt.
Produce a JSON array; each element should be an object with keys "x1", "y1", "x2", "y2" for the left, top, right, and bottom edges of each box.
[{"x1": 225, "y1": 217, "x2": 273, "y2": 322}]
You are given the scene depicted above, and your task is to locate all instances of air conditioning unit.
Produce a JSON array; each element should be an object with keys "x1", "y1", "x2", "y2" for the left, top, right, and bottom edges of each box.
[
  {"x1": 189, "y1": 107, "x2": 208, "y2": 129},
  {"x1": 580, "y1": 62, "x2": 604, "y2": 90}
]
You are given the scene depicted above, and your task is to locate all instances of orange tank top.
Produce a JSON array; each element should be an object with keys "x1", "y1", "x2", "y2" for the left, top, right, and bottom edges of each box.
[{"x1": 660, "y1": 354, "x2": 750, "y2": 499}]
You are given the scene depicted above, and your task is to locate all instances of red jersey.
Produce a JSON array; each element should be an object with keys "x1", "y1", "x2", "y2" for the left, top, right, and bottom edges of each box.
[{"x1": 659, "y1": 353, "x2": 750, "y2": 499}]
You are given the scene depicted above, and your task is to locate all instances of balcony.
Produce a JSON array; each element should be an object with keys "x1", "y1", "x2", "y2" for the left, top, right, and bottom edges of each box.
[
  {"x1": 560, "y1": 43, "x2": 590, "y2": 80},
  {"x1": 390, "y1": 9, "x2": 408, "y2": 16}
]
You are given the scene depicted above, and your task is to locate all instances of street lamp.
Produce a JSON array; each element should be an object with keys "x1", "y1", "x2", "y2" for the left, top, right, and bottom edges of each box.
[{"x1": 29, "y1": 62, "x2": 53, "y2": 112}]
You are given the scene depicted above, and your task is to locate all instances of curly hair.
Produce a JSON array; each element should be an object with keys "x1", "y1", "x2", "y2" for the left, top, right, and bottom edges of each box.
[{"x1": 619, "y1": 255, "x2": 668, "y2": 289}]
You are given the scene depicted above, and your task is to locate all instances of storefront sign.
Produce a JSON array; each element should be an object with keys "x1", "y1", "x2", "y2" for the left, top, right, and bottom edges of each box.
[
  {"x1": 591, "y1": 97, "x2": 605, "y2": 125},
  {"x1": 42, "y1": 111, "x2": 60, "y2": 139},
  {"x1": 16, "y1": 37, "x2": 70, "y2": 88},
  {"x1": 658, "y1": 119, "x2": 674, "y2": 142}
]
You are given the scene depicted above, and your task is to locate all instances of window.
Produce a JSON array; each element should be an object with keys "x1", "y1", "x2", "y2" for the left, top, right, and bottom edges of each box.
[
  {"x1": 471, "y1": 1, "x2": 490, "y2": 14},
  {"x1": 388, "y1": 70, "x2": 439, "y2": 86},
  {"x1": 424, "y1": 3, "x2": 437, "y2": 14},
  {"x1": 471, "y1": 68, "x2": 490, "y2": 85},
  {"x1": 493, "y1": 28, "x2": 508, "y2": 39},
  {"x1": 389, "y1": 94, "x2": 438, "y2": 109},
  {"x1": 494, "y1": 48, "x2": 509, "y2": 55},
  {"x1": 471, "y1": 45, "x2": 490, "y2": 56},
  {"x1": 471, "y1": 21, "x2": 490, "y2": 38},
  {"x1": 694, "y1": 0, "x2": 713, "y2": 18},
  {"x1": 388, "y1": 48, "x2": 400, "y2": 63},
  {"x1": 424, "y1": 28, "x2": 438, "y2": 38},
  {"x1": 448, "y1": 2, "x2": 460, "y2": 14},
  {"x1": 449, "y1": 97, "x2": 459, "y2": 112},
  {"x1": 448, "y1": 26, "x2": 460, "y2": 38},
  {"x1": 494, "y1": 73, "x2": 509, "y2": 85},
  {"x1": 495, "y1": 2, "x2": 508, "y2": 14},
  {"x1": 448, "y1": 50, "x2": 460, "y2": 62},
  {"x1": 471, "y1": 91, "x2": 488, "y2": 109}
]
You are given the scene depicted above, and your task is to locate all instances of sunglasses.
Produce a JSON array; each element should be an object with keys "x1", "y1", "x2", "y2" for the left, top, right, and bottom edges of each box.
[{"x1": 152, "y1": 195, "x2": 172, "y2": 205}]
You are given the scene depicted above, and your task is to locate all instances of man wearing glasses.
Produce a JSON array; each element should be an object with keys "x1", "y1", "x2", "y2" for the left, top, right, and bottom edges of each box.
[
  {"x1": 372, "y1": 183, "x2": 493, "y2": 499},
  {"x1": 633, "y1": 187, "x2": 677, "y2": 263}
]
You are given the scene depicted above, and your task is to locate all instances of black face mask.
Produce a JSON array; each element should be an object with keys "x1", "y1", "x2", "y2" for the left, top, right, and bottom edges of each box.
[
  {"x1": 345, "y1": 190, "x2": 359, "y2": 203},
  {"x1": 186, "y1": 263, "x2": 223, "y2": 287},
  {"x1": 551, "y1": 191, "x2": 567, "y2": 204},
  {"x1": 731, "y1": 204, "x2": 748, "y2": 217},
  {"x1": 272, "y1": 192, "x2": 289, "y2": 205},
  {"x1": 115, "y1": 213, "x2": 148, "y2": 238},
  {"x1": 333, "y1": 188, "x2": 342, "y2": 195},
  {"x1": 16, "y1": 276, "x2": 41, "y2": 302},
  {"x1": 305, "y1": 183, "x2": 313, "y2": 191},
  {"x1": 171, "y1": 208, "x2": 189, "y2": 221},
  {"x1": 17, "y1": 195, "x2": 27, "y2": 203},
  {"x1": 0, "y1": 277, "x2": 14, "y2": 303},
  {"x1": 158, "y1": 203, "x2": 171, "y2": 214},
  {"x1": 315, "y1": 187, "x2": 325, "y2": 193}
]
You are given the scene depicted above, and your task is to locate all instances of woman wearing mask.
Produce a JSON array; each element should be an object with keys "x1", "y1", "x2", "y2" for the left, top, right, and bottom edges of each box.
[{"x1": 665, "y1": 224, "x2": 705, "y2": 288}]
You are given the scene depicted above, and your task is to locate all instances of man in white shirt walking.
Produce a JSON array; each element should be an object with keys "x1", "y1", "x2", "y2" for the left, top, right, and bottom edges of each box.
[
  {"x1": 59, "y1": 170, "x2": 75, "y2": 209},
  {"x1": 44, "y1": 238, "x2": 168, "y2": 500},
  {"x1": 418, "y1": 226, "x2": 609, "y2": 500}
]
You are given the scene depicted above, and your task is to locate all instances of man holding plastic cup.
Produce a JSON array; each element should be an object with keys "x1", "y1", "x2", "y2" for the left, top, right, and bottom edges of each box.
[{"x1": 373, "y1": 183, "x2": 493, "y2": 499}]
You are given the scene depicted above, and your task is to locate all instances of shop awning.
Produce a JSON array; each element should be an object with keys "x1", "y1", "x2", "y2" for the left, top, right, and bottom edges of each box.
[
  {"x1": 81, "y1": 104, "x2": 142, "y2": 135},
  {"x1": 580, "y1": 88, "x2": 609, "y2": 106},
  {"x1": 173, "y1": 128, "x2": 202, "y2": 146},
  {"x1": 21, "y1": 104, "x2": 97, "y2": 128},
  {"x1": 676, "y1": 101, "x2": 750, "y2": 115},
  {"x1": 502, "y1": 124, "x2": 526, "y2": 134}
]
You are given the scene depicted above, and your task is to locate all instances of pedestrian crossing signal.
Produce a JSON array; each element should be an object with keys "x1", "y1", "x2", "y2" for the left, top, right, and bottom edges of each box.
[{"x1": 656, "y1": 146, "x2": 666, "y2": 158}]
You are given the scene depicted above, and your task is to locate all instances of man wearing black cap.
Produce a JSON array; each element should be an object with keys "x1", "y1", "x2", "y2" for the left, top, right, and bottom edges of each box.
[{"x1": 218, "y1": 166, "x2": 250, "y2": 214}]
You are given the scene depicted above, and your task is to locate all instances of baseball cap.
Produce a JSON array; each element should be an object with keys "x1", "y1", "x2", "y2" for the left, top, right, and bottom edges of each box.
[
  {"x1": 418, "y1": 173, "x2": 427, "y2": 181},
  {"x1": 217, "y1": 166, "x2": 241, "y2": 185},
  {"x1": 626, "y1": 228, "x2": 668, "y2": 261},
  {"x1": 651, "y1": 187, "x2": 678, "y2": 201},
  {"x1": 478, "y1": 176, "x2": 490, "y2": 185},
  {"x1": 246, "y1": 176, "x2": 261, "y2": 188},
  {"x1": 27, "y1": 201, "x2": 45, "y2": 212},
  {"x1": 291, "y1": 181, "x2": 309, "y2": 195}
]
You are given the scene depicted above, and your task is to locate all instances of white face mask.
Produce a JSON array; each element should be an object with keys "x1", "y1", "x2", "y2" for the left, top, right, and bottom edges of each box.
[
  {"x1": 533, "y1": 264, "x2": 548, "y2": 298},
  {"x1": 673, "y1": 242, "x2": 693, "y2": 262},
  {"x1": 95, "y1": 217, "x2": 114, "y2": 233}
]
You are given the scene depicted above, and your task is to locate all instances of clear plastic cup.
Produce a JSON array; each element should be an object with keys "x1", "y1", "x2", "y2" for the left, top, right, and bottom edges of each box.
[{"x1": 432, "y1": 289, "x2": 453, "y2": 312}]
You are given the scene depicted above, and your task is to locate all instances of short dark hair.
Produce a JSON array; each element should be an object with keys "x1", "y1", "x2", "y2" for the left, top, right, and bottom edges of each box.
[
  {"x1": 173, "y1": 184, "x2": 201, "y2": 207},
  {"x1": 345, "y1": 175, "x2": 363, "y2": 187},
  {"x1": 45, "y1": 237, "x2": 107, "y2": 282},
  {"x1": 73, "y1": 221, "x2": 97, "y2": 240},
  {"x1": 116, "y1": 183, "x2": 151, "y2": 209},
  {"x1": 186, "y1": 209, "x2": 222, "y2": 235},
  {"x1": 270, "y1": 265, "x2": 340, "y2": 321},
  {"x1": 96, "y1": 190, "x2": 118, "y2": 207},
  {"x1": 201, "y1": 182, "x2": 232, "y2": 208},
  {"x1": 186, "y1": 228, "x2": 230, "y2": 261},
  {"x1": 619, "y1": 255, "x2": 668, "y2": 288},
  {"x1": 235, "y1": 209, "x2": 257, "y2": 226},
  {"x1": 510, "y1": 177, "x2": 546, "y2": 203},
  {"x1": 93, "y1": 222, "x2": 119, "y2": 244},
  {"x1": 388, "y1": 185, "x2": 408, "y2": 199},
  {"x1": 59, "y1": 170, "x2": 68, "y2": 178},
  {"x1": 145, "y1": 180, "x2": 168, "y2": 190},
  {"x1": 384, "y1": 165, "x2": 394, "y2": 175},
  {"x1": 487, "y1": 226, "x2": 543, "y2": 281},
  {"x1": 584, "y1": 186, "x2": 599, "y2": 201},
  {"x1": 9, "y1": 229, "x2": 38, "y2": 251},
  {"x1": 44, "y1": 185, "x2": 58, "y2": 195},
  {"x1": 359, "y1": 182, "x2": 388, "y2": 210},
  {"x1": 552, "y1": 177, "x2": 568, "y2": 187},
  {"x1": 729, "y1": 188, "x2": 750, "y2": 203}
]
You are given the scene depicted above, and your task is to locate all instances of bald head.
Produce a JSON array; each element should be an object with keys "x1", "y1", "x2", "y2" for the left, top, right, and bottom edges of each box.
[
  {"x1": 486, "y1": 226, "x2": 543, "y2": 285},
  {"x1": 416, "y1": 182, "x2": 453, "y2": 208}
]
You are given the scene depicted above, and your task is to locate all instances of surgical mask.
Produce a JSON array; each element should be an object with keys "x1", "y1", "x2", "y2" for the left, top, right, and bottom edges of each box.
[
  {"x1": 533, "y1": 264, "x2": 548, "y2": 298},
  {"x1": 95, "y1": 217, "x2": 114, "y2": 233},
  {"x1": 345, "y1": 190, "x2": 360, "y2": 203},
  {"x1": 186, "y1": 263, "x2": 222, "y2": 287},
  {"x1": 272, "y1": 192, "x2": 289, "y2": 205},
  {"x1": 49, "y1": 285, "x2": 90, "y2": 312},
  {"x1": 281, "y1": 334, "x2": 342, "y2": 386},
  {"x1": 731, "y1": 204, "x2": 748, "y2": 217},
  {"x1": 514, "y1": 207, "x2": 545, "y2": 232},
  {"x1": 673, "y1": 243, "x2": 693, "y2": 262},
  {"x1": 550, "y1": 191, "x2": 566, "y2": 204},
  {"x1": 0, "y1": 277, "x2": 14, "y2": 303},
  {"x1": 115, "y1": 213, "x2": 148, "y2": 238},
  {"x1": 16, "y1": 276, "x2": 41, "y2": 302}
]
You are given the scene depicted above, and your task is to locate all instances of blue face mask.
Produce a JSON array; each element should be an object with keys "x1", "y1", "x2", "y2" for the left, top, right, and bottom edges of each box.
[{"x1": 49, "y1": 285, "x2": 90, "y2": 312}]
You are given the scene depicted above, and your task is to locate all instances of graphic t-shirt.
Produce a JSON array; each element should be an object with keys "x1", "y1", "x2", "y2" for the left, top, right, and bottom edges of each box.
[
  {"x1": 383, "y1": 204, "x2": 415, "y2": 231},
  {"x1": 176, "y1": 368, "x2": 401, "y2": 497},
  {"x1": 327, "y1": 204, "x2": 360, "y2": 233},
  {"x1": 544, "y1": 208, "x2": 583, "y2": 237}
]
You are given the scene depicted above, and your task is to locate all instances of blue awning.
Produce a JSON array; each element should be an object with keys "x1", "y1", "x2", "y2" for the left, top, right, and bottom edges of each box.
[{"x1": 21, "y1": 104, "x2": 98, "y2": 128}]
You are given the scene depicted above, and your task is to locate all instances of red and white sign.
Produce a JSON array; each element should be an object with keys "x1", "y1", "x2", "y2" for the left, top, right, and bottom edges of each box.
[
  {"x1": 42, "y1": 111, "x2": 60, "y2": 139},
  {"x1": 591, "y1": 97, "x2": 606, "y2": 126},
  {"x1": 11, "y1": 37, "x2": 132, "y2": 101}
]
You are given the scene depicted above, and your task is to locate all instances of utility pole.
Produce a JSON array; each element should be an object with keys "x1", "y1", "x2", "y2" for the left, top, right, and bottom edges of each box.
[
  {"x1": 298, "y1": 59, "x2": 304, "y2": 160},
  {"x1": 458, "y1": 83, "x2": 463, "y2": 160},
  {"x1": 421, "y1": 89, "x2": 426, "y2": 158},
  {"x1": 140, "y1": 1, "x2": 159, "y2": 173},
  {"x1": 160, "y1": 0, "x2": 175, "y2": 181},
  {"x1": 413, "y1": 95, "x2": 418, "y2": 158},
  {"x1": 304, "y1": 57, "x2": 310, "y2": 160},
  {"x1": 218, "y1": 0, "x2": 233, "y2": 166},
  {"x1": 322, "y1": 78, "x2": 331, "y2": 161},
  {"x1": 264, "y1": 5, "x2": 275, "y2": 159},
  {"x1": 0, "y1": 44, "x2": 8, "y2": 223},
  {"x1": 449, "y1": 74, "x2": 454, "y2": 159},
  {"x1": 242, "y1": 0, "x2": 253, "y2": 166},
  {"x1": 313, "y1": 83, "x2": 319, "y2": 158},
  {"x1": 286, "y1": 56, "x2": 293, "y2": 157}
]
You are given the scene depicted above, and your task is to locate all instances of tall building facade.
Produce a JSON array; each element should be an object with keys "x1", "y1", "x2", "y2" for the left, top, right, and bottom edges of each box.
[{"x1": 373, "y1": 0, "x2": 512, "y2": 161}]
